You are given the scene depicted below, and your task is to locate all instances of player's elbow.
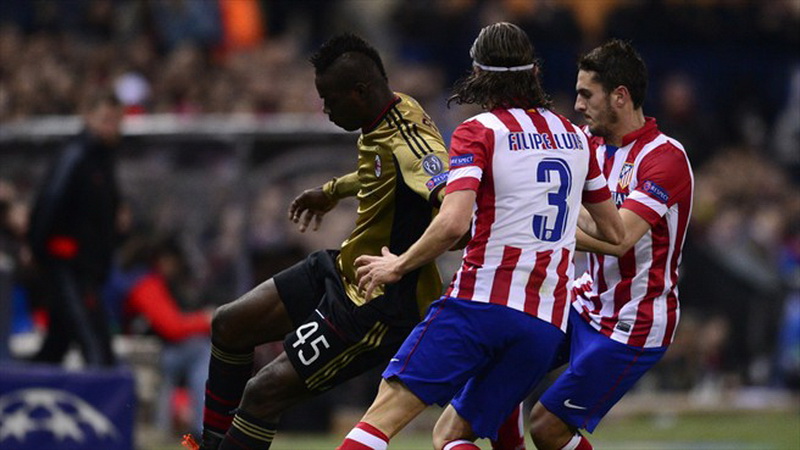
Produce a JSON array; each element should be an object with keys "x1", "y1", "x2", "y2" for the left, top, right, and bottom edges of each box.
[
  {"x1": 444, "y1": 216, "x2": 471, "y2": 243},
  {"x1": 604, "y1": 222, "x2": 625, "y2": 246},
  {"x1": 610, "y1": 237, "x2": 636, "y2": 258}
]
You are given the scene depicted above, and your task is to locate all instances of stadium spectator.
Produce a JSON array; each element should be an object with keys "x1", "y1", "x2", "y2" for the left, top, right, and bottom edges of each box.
[
  {"x1": 192, "y1": 33, "x2": 452, "y2": 450},
  {"x1": 27, "y1": 91, "x2": 124, "y2": 367},
  {"x1": 337, "y1": 22, "x2": 622, "y2": 450},
  {"x1": 103, "y1": 234, "x2": 212, "y2": 437},
  {"x1": 529, "y1": 40, "x2": 694, "y2": 450}
]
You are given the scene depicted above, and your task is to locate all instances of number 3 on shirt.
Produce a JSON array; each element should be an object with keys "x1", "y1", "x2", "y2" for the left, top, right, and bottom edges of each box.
[
  {"x1": 532, "y1": 158, "x2": 572, "y2": 242},
  {"x1": 292, "y1": 322, "x2": 331, "y2": 366}
]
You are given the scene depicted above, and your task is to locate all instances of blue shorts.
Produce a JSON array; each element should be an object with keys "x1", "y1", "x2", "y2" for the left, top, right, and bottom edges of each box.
[
  {"x1": 540, "y1": 308, "x2": 667, "y2": 432},
  {"x1": 383, "y1": 297, "x2": 564, "y2": 439}
]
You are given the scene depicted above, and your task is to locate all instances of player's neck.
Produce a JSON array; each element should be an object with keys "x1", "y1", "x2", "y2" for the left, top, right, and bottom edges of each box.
[
  {"x1": 362, "y1": 87, "x2": 397, "y2": 132},
  {"x1": 607, "y1": 109, "x2": 645, "y2": 147}
]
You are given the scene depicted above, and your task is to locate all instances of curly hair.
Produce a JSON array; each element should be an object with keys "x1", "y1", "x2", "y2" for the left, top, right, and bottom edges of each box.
[
  {"x1": 448, "y1": 22, "x2": 551, "y2": 110},
  {"x1": 309, "y1": 33, "x2": 387, "y2": 81},
  {"x1": 578, "y1": 39, "x2": 648, "y2": 109}
]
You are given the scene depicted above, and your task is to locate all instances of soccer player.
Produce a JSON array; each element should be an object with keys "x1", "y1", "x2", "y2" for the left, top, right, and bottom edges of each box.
[
  {"x1": 337, "y1": 22, "x2": 623, "y2": 450},
  {"x1": 192, "y1": 34, "x2": 451, "y2": 450},
  {"x1": 528, "y1": 40, "x2": 694, "y2": 450}
]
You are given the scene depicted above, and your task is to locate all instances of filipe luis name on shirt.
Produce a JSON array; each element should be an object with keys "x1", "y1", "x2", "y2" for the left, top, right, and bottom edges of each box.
[{"x1": 508, "y1": 131, "x2": 584, "y2": 151}]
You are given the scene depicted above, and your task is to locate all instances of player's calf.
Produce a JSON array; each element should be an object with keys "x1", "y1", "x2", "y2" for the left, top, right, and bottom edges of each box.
[
  {"x1": 529, "y1": 402, "x2": 588, "y2": 450},
  {"x1": 491, "y1": 403, "x2": 526, "y2": 450}
]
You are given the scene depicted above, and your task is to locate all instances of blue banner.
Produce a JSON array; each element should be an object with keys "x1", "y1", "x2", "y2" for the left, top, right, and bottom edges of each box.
[{"x1": 0, "y1": 364, "x2": 135, "y2": 450}]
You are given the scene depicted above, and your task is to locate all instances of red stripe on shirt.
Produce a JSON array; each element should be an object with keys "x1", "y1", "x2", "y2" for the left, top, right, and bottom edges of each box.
[
  {"x1": 600, "y1": 244, "x2": 637, "y2": 337},
  {"x1": 489, "y1": 245, "x2": 522, "y2": 306},
  {"x1": 523, "y1": 250, "x2": 552, "y2": 316},
  {"x1": 455, "y1": 125, "x2": 497, "y2": 299},
  {"x1": 629, "y1": 219, "x2": 669, "y2": 346},
  {"x1": 493, "y1": 109, "x2": 524, "y2": 132},
  {"x1": 551, "y1": 248, "x2": 571, "y2": 328},
  {"x1": 526, "y1": 109, "x2": 557, "y2": 150}
]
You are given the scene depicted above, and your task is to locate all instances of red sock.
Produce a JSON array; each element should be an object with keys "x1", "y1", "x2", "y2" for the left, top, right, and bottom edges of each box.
[
  {"x1": 560, "y1": 433, "x2": 592, "y2": 450},
  {"x1": 337, "y1": 422, "x2": 389, "y2": 450},
  {"x1": 491, "y1": 403, "x2": 526, "y2": 450},
  {"x1": 443, "y1": 440, "x2": 481, "y2": 450}
]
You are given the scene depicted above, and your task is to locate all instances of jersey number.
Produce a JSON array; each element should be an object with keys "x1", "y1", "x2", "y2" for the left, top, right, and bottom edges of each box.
[
  {"x1": 292, "y1": 322, "x2": 330, "y2": 366},
  {"x1": 532, "y1": 158, "x2": 572, "y2": 242}
]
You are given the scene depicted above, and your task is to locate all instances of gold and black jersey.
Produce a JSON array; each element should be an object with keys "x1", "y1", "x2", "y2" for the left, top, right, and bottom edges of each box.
[{"x1": 323, "y1": 93, "x2": 449, "y2": 315}]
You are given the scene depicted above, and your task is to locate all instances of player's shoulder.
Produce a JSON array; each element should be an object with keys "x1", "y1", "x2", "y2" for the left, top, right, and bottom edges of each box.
[
  {"x1": 390, "y1": 92, "x2": 444, "y2": 138},
  {"x1": 637, "y1": 132, "x2": 694, "y2": 176},
  {"x1": 393, "y1": 92, "x2": 433, "y2": 125}
]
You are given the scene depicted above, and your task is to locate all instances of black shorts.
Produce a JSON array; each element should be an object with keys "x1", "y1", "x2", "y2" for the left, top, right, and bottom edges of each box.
[{"x1": 274, "y1": 249, "x2": 422, "y2": 393}]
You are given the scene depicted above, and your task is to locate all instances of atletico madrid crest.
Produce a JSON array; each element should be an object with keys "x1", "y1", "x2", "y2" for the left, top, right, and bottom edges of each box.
[{"x1": 618, "y1": 162, "x2": 634, "y2": 189}]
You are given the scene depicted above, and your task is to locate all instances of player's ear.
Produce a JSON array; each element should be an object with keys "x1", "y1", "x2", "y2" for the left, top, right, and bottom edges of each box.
[
  {"x1": 353, "y1": 81, "x2": 370, "y2": 98},
  {"x1": 613, "y1": 85, "x2": 629, "y2": 108}
]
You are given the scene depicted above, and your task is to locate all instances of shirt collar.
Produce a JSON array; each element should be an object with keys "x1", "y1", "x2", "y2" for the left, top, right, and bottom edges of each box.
[
  {"x1": 620, "y1": 117, "x2": 658, "y2": 147},
  {"x1": 363, "y1": 95, "x2": 401, "y2": 134}
]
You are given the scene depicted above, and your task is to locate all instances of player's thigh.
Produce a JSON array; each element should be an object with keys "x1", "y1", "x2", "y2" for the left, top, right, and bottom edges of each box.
[
  {"x1": 282, "y1": 300, "x2": 410, "y2": 393},
  {"x1": 538, "y1": 314, "x2": 666, "y2": 432},
  {"x1": 213, "y1": 278, "x2": 294, "y2": 347},
  {"x1": 451, "y1": 314, "x2": 564, "y2": 440}
]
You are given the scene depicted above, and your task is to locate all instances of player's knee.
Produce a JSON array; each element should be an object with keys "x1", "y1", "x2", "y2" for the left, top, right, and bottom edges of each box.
[
  {"x1": 241, "y1": 371, "x2": 281, "y2": 416},
  {"x1": 211, "y1": 304, "x2": 239, "y2": 348},
  {"x1": 240, "y1": 362, "x2": 303, "y2": 419},
  {"x1": 529, "y1": 403, "x2": 565, "y2": 448},
  {"x1": 431, "y1": 429, "x2": 450, "y2": 450}
]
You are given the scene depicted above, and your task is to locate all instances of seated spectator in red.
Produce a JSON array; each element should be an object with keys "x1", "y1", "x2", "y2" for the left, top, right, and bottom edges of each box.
[{"x1": 104, "y1": 234, "x2": 212, "y2": 437}]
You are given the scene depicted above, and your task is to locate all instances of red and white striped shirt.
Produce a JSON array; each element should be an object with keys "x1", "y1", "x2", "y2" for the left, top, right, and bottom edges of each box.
[
  {"x1": 573, "y1": 117, "x2": 694, "y2": 347},
  {"x1": 445, "y1": 107, "x2": 610, "y2": 331}
]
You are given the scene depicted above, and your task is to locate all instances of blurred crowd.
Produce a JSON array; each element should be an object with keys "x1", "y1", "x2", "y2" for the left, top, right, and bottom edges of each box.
[{"x1": 1, "y1": 0, "x2": 799, "y2": 434}]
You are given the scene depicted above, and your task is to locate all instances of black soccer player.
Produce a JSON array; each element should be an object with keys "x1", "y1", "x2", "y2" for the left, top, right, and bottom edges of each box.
[{"x1": 193, "y1": 34, "x2": 451, "y2": 450}]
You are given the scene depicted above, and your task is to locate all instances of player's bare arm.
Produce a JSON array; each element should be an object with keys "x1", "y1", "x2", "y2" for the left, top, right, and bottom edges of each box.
[
  {"x1": 355, "y1": 189, "x2": 475, "y2": 299},
  {"x1": 578, "y1": 199, "x2": 625, "y2": 245},
  {"x1": 287, "y1": 187, "x2": 338, "y2": 233},
  {"x1": 576, "y1": 208, "x2": 650, "y2": 257}
]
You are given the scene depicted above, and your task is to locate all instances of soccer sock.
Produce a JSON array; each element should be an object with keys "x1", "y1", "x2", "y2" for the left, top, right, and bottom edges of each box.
[
  {"x1": 203, "y1": 344, "x2": 254, "y2": 437},
  {"x1": 219, "y1": 409, "x2": 277, "y2": 450},
  {"x1": 443, "y1": 440, "x2": 481, "y2": 450},
  {"x1": 337, "y1": 422, "x2": 389, "y2": 450},
  {"x1": 491, "y1": 403, "x2": 526, "y2": 450},
  {"x1": 560, "y1": 433, "x2": 593, "y2": 450}
]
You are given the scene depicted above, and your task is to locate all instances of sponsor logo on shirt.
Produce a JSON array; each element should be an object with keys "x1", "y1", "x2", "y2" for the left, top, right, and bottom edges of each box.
[
  {"x1": 425, "y1": 172, "x2": 449, "y2": 191},
  {"x1": 422, "y1": 154, "x2": 444, "y2": 175},
  {"x1": 611, "y1": 191, "x2": 628, "y2": 207},
  {"x1": 450, "y1": 154, "x2": 474, "y2": 168},
  {"x1": 642, "y1": 180, "x2": 669, "y2": 203}
]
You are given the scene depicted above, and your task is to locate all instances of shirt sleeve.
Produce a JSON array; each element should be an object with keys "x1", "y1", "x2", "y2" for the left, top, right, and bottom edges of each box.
[
  {"x1": 322, "y1": 171, "x2": 360, "y2": 199},
  {"x1": 445, "y1": 119, "x2": 493, "y2": 194},
  {"x1": 393, "y1": 124, "x2": 451, "y2": 204},
  {"x1": 582, "y1": 139, "x2": 611, "y2": 204},
  {"x1": 126, "y1": 274, "x2": 211, "y2": 342},
  {"x1": 622, "y1": 143, "x2": 692, "y2": 226}
]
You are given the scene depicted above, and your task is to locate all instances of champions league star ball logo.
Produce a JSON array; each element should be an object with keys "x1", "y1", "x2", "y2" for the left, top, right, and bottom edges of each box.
[{"x1": 0, "y1": 388, "x2": 119, "y2": 445}]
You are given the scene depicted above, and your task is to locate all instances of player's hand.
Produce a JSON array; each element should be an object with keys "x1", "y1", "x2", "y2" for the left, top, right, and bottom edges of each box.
[
  {"x1": 288, "y1": 187, "x2": 338, "y2": 232},
  {"x1": 355, "y1": 246, "x2": 402, "y2": 300}
]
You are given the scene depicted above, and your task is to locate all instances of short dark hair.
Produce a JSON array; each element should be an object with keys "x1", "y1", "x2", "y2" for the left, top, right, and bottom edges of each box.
[
  {"x1": 578, "y1": 39, "x2": 648, "y2": 109},
  {"x1": 449, "y1": 22, "x2": 551, "y2": 110},
  {"x1": 82, "y1": 90, "x2": 121, "y2": 111},
  {"x1": 309, "y1": 33, "x2": 387, "y2": 81}
]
